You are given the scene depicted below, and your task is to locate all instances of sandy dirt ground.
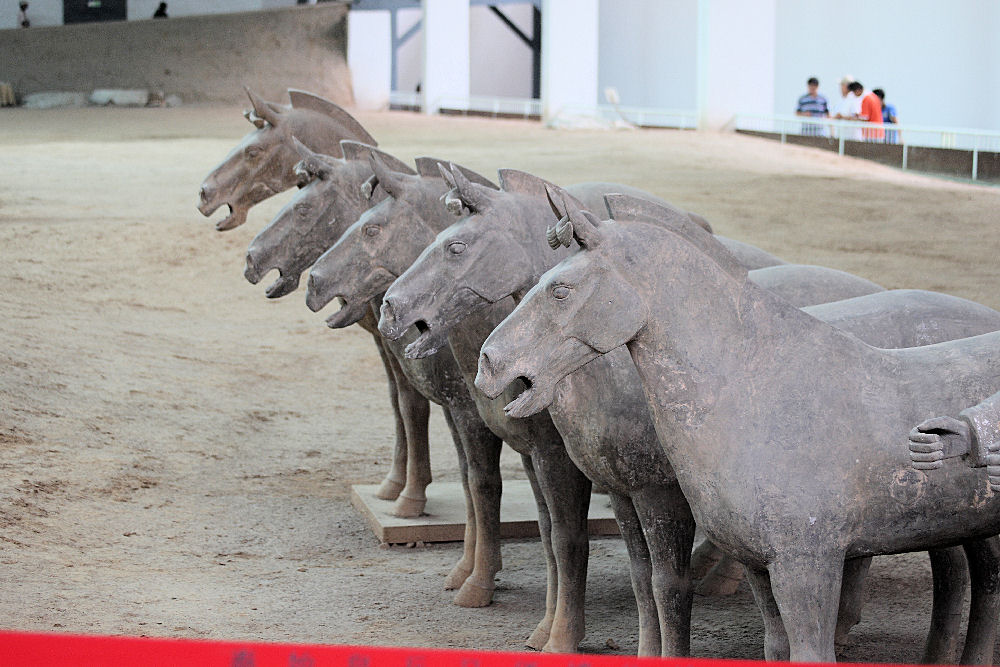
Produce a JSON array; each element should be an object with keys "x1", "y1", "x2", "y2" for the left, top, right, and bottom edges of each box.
[{"x1": 2, "y1": 105, "x2": 1000, "y2": 661}]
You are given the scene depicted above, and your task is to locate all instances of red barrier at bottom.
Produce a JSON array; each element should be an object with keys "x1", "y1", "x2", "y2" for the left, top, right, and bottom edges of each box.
[{"x1": 0, "y1": 630, "x2": 900, "y2": 667}]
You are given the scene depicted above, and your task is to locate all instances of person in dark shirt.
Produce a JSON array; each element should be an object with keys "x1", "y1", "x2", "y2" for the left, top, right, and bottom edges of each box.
[
  {"x1": 873, "y1": 88, "x2": 899, "y2": 143},
  {"x1": 153, "y1": 3, "x2": 168, "y2": 18},
  {"x1": 796, "y1": 77, "x2": 829, "y2": 136}
]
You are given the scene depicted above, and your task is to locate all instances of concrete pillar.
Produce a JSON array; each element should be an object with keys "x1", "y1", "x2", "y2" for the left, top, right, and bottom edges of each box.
[
  {"x1": 421, "y1": 0, "x2": 470, "y2": 114},
  {"x1": 348, "y1": 10, "x2": 392, "y2": 110},
  {"x1": 697, "y1": 0, "x2": 776, "y2": 130},
  {"x1": 541, "y1": 0, "x2": 599, "y2": 123}
]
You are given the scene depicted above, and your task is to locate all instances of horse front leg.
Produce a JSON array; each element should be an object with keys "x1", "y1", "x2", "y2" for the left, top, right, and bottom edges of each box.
[
  {"x1": 449, "y1": 404, "x2": 504, "y2": 608},
  {"x1": 767, "y1": 554, "x2": 844, "y2": 662},
  {"x1": 385, "y1": 351, "x2": 432, "y2": 518},
  {"x1": 370, "y1": 334, "x2": 408, "y2": 501},
  {"x1": 633, "y1": 483, "x2": 696, "y2": 657},
  {"x1": 531, "y1": 447, "x2": 591, "y2": 653},
  {"x1": 606, "y1": 491, "x2": 661, "y2": 657}
]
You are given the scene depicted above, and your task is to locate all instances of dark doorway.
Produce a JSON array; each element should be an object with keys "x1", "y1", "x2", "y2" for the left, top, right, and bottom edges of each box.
[{"x1": 63, "y1": 0, "x2": 127, "y2": 24}]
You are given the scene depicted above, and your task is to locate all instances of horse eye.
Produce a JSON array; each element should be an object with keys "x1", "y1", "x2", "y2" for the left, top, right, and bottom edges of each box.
[
  {"x1": 552, "y1": 285, "x2": 571, "y2": 300},
  {"x1": 245, "y1": 146, "x2": 263, "y2": 158},
  {"x1": 365, "y1": 225, "x2": 380, "y2": 237},
  {"x1": 448, "y1": 241, "x2": 467, "y2": 255},
  {"x1": 295, "y1": 204, "x2": 311, "y2": 216}
]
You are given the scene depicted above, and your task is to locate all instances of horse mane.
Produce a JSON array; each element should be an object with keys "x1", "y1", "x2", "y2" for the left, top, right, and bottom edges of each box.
[
  {"x1": 287, "y1": 89, "x2": 377, "y2": 146},
  {"x1": 415, "y1": 158, "x2": 498, "y2": 189},
  {"x1": 339, "y1": 141, "x2": 416, "y2": 175},
  {"x1": 604, "y1": 193, "x2": 748, "y2": 280}
]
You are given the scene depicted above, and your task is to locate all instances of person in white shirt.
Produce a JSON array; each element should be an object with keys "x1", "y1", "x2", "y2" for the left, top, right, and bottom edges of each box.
[{"x1": 831, "y1": 75, "x2": 862, "y2": 139}]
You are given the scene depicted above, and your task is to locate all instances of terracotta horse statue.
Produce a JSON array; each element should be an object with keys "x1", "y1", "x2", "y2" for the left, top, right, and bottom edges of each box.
[
  {"x1": 378, "y1": 167, "x2": 1000, "y2": 660},
  {"x1": 305, "y1": 153, "x2": 592, "y2": 652},
  {"x1": 243, "y1": 139, "x2": 446, "y2": 519},
  {"x1": 475, "y1": 192, "x2": 1000, "y2": 663},
  {"x1": 198, "y1": 88, "x2": 376, "y2": 231}
]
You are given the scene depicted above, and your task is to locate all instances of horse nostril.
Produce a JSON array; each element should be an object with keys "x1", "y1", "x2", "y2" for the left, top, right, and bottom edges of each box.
[
  {"x1": 381, "y1": 297, "x2": 396, "y2": 322},
  {"x1": 199, "y1": 184, "x2": 211, "y2": 203}
]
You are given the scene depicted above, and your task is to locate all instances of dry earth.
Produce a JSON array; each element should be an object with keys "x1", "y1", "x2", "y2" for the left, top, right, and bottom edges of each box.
[{"x1": 2, "y1": 105, "x2": 1000, "y2": 661}]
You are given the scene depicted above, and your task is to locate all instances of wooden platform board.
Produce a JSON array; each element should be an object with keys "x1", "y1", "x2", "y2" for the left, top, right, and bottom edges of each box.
[{"x1": 351, "y1": 480, "x2": 621, "y2": 544}]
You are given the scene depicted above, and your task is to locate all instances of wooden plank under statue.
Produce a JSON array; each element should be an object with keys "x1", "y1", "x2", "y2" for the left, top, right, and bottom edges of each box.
[{"x1": 351, "y1": 480, "x2": 620, "y2": 545}]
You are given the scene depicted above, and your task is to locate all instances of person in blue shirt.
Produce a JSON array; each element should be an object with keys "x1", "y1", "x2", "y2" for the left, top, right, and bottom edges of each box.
[
  {"x1": 796, "y1": 77, "x2": 829, "y2": 136},
  {"x1": 873, "y1": 89, "x2": 898, "y2": 143}
]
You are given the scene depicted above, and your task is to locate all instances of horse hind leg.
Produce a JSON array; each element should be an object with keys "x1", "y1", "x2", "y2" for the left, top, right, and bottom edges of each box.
[
  {"x1": 833, "y1": 556, "x2": 872, "y2": 650},
  {"x1": 959, "y1": 536, "x2": 1000, "y2": 665},
  {"x1": 921, "y1": 546, "x2": 969, "y2": 664}
]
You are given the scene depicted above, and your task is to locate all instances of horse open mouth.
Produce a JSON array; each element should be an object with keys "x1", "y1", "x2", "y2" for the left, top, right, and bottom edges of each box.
[
  {"x1": 214, "y1": 204, "x2": 249, "y2": 231},
  {"x1": 404, "y1": 320, "x2": 448, "y2": 359},
  {"x1": 265, "y1": 273, "x2": 300, "y2": 299},
  {"x1": 503, "y1": 376, "x2": 551, "y2": 418},
  {"x1": 325, "y1": 297, "x2": 367, "y2": 329}
]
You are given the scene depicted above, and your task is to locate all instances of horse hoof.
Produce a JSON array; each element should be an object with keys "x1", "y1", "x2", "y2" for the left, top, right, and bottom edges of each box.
[
  {"x1": 375, "y1": 478, "x2": 405, "y2": 501},
  {"x1": 525, "y1": 623, "x2": 551, "y2": 651},
  {"x1": 453, "y1": 579, "x2": 494, "y2": 608},
  {"x1": 541, "y1": 634, "x2": 582, "y2": 653},
  {"x1": 391, "y1": 493, "x2": 426, "y2": 518},
  {"x1": 444, "y1": 563, "x2": 473, "y2": 590}
]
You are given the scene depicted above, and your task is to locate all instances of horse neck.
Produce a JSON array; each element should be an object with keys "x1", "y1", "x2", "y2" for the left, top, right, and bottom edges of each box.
[{"x1": 625, "y1": 228, "x2": 875, "y2": 437}]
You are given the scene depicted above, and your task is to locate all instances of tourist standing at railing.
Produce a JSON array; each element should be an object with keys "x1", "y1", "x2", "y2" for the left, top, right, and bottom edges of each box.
[
  {"x1": 850, "y1": 81, "x2": 884, "y2": 141},
  {"x1": 795, "y1": 77, "x2": 829, "y2": 136},
  {"x1": 17, "y1": 1, "x2": 29, "y2": 28},
  {"x1": 873, "y1": 88, "x2": 899, "y2": 144},
  {"x1": 831, "y1": 75, "x2": 862, "y2": 139}
]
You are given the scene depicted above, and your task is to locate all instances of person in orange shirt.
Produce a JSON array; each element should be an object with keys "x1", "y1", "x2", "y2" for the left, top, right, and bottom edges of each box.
[{"x1": 849, "y1": 81, "x2": 884, "y2": 141}]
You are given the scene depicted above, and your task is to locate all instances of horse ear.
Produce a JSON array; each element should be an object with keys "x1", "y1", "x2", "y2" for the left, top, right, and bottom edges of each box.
[
  {"x1": 450, "y1": 164, "x2": 498, "y2": 213},
  {"x1": 245, "y1": 87, "x2": 281, "y2": 127},
  {"x1": 438, "y1": 162, "x2": 457, "y2": 188},
  {"x1": 291, "y1": 136, "x2": 334, "y2": 181},
  {"x1": 544, "y1": 184, "x2": 602, "y2": 250},
  {"x1": 369, "y1": 151, "x2": 408, "y2": 199}
]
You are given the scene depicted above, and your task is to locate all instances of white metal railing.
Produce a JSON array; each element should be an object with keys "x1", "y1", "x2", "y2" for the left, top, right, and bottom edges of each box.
[
  {"x1": 388, "y1": 92, "x2": 698, "y2": 129},
  {"x1": 433, "y1": 95, "x2": 543, "y2": 118},
  {"x1": 733, "y1": 113, "x2": 1000, "y2": 180}
]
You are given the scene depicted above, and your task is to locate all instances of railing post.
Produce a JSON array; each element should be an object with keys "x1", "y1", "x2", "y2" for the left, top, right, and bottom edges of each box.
[
  {"x1": 839, "y1": 130, "x2": 845, "y2": 156},
  {"x1": 902, "y1": 144, "x2": 908, "y2": 171},
  {"x1": 972, "y1": 149, "x2": 979, "y2": 180}
]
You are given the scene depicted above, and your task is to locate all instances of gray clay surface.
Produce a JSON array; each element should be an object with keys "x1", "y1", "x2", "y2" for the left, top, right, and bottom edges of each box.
[{"x1": 475, "y1": 193, "x2": 1000, "y2": 662}]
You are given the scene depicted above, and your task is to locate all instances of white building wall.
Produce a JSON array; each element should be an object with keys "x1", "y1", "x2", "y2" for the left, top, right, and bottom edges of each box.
[
  {"x1": 348, "y1": 9, "x2": 392, "y2": 110},
  {"x1": 699, "y1": 0, "x2": 776, "y2": 129},
  {"x1": 469, "y1": 3, "x2": 533, "y2": 98},
  {"x1": 598, "y1": 0, "x2": 698, "y2": 111},
  {"x1": 4, "y1": 0, "x2": 63, "y2": 28},
  {"x1": 774, "y1": 0, "x2": 1000, "y2": 131}
]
